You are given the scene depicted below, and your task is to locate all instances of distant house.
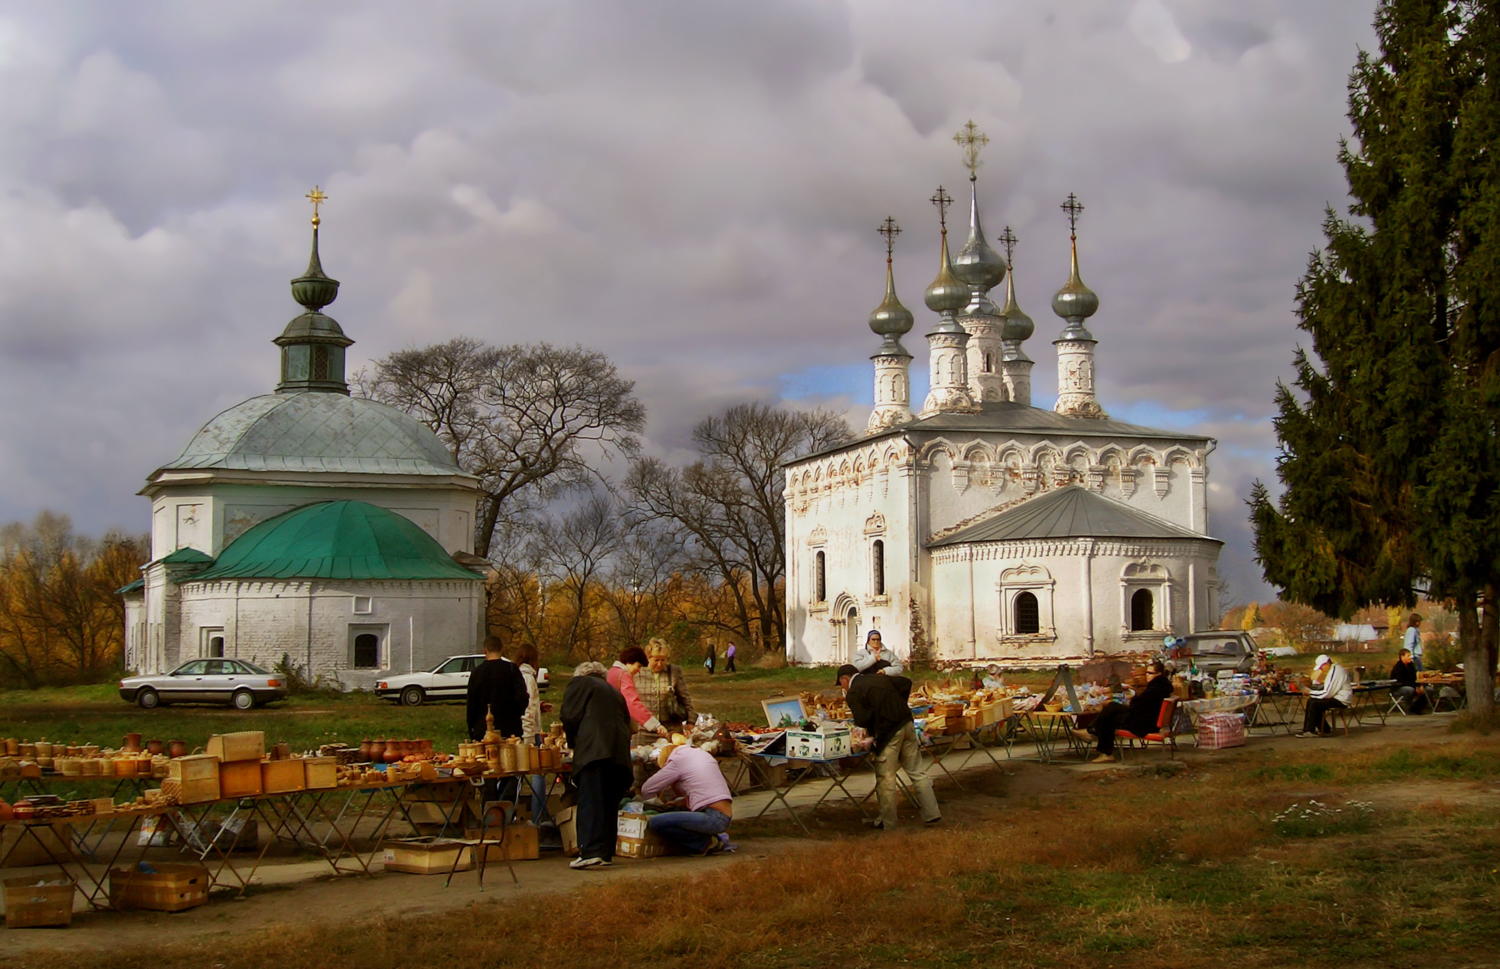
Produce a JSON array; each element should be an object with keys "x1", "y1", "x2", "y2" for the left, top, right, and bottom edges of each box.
[{"x1": 1333, "y1": 623, "x2": 1383, "y2": 643}]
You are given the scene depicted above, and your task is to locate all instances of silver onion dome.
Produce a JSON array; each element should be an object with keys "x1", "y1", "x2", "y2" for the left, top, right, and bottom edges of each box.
[
  {"x1": 952, "y1": 181, "x2": 1006, "y2": 293},
  {"x1": 869, "y1": 260, "x2": 914, "y2": 356},
  {"x1": 925, "y1": 233, "x2": 970, "y2": 327},
  {"x1": 1051, "y1": 236, "x2": 1099, "y2": 327},
  {"x1": 1000, "y1": 265, "x2": 1035, "y2": 344}
]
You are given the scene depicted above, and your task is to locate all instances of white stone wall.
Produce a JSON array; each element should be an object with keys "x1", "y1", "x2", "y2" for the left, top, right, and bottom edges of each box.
[{"x1": 173, "y1": 578, "x2": 484, "y2": 688}]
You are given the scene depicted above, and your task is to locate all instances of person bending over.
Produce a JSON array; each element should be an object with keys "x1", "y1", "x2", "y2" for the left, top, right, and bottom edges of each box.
[
  {"x1": 837, "y1": 664, "x2": 939, "y2": 830},
  {"x1": 608, "y1": 646, "x2": 669, "y2": 739},
  {"x1": 641, "y1": 744, "x2": 735, "y2": 855},
  {"x1": 1070, "y1": 660, "x2": 1172, "y2": 764},
  {"x1": 560, "y1": 662, "x2": 632, "y2": 871},
  {"x1": 1390, "y1": 648, "x2": 1429, "y2": 714},
  {"x1": 1297, "y1": 654, "x2": 1352, "y2": 737}
]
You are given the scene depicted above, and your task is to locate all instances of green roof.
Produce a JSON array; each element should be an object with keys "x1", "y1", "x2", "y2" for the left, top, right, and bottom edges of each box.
[
  {"x1": 185, "y1": 500, "x2": 482, "y2": 582},
  {"x1": 157, "y1": 547, "x2": 215, "y2": 566},
  {"x1": 116, "y1": 578, "x2": 145, "y2": 595}
]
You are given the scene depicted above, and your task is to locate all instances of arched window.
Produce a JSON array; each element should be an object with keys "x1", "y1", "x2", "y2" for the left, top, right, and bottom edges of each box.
[
  {"x1": 872, "y1": 540, "x2": 885, "y2": 596},
  {"x1": 209, "y1": 636, "x2": 224, "y2": 659},
  {"x1": 353, "y1": 633, "x2": 380, "y2": 668},
  {"x1": 815, "y1": 550, "x2": 826, "y2": 603},
  {"x1": 983, "y1": 352, "x2": 993, "y2": 373},
  {"x1": 1014, "y1": 592, "x2": 1040, "y2": 635},
  {"x1": 1130, "y1": 588, "x2": 1154, "y2": 631}
]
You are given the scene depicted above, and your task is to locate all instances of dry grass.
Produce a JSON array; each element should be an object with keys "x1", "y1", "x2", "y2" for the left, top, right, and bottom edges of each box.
[{"x1": 31, "y1": 736, "x2": 1500, "y2": 969}]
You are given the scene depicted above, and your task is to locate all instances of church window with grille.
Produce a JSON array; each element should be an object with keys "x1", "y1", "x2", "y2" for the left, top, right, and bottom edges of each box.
[
  {"x1": 353, "y1": 633, "x2": 379, "y2": 668},
  {"x1": 313, "y1": 345, "x2": 330, "y2": 381},
  {"x1": 1014, "y1": 591, "x2": 1040, "y2": 635},
  {"x1": 1130, "y1": 589, "x2": 1154, "y2": 631},
  {"x1": 815, "y1": 550, "x2": 826, "y2": 603},
  {"x1": 872, "y1": 540, "x2": 885, "y2": 596}
]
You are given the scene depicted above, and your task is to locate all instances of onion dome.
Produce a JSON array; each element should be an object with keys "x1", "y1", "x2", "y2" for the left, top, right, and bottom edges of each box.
[
  {"x1": 1051, "y1": 235, "x2": 1099, "y2": 325},
  {"x1": 1000, "y1": 263, "x2": 1035, "y2": 344},
  {"x1": 952, "y1": 181, "x2": 1006, "y2": 295},
  {"x1": 869, "y1": 260, "x2": 914, "y2": 357},
  {"x1": 925, "y1": 232, "x2": 969, "y2": 329}
]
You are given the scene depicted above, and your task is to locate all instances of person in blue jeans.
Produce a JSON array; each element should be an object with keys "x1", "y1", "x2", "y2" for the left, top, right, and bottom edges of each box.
[
  {"x1": 641, "y1": 744, "x2": 735, "y2": 855},
  {"x1": 1403, "y1": 613, "x2": 1425, "y2": 672}
]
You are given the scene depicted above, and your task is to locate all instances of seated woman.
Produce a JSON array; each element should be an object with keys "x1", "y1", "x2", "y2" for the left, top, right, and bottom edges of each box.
[
  {"x1": 641, "y1": 744, "x2": 735, "y2": 855},
  {"x1": 1390, "y1": 648, "x2": 1429, "y2": 714},
  {"x1": 1070, "y1": 660, "x2": 1173, "y2": 764}
]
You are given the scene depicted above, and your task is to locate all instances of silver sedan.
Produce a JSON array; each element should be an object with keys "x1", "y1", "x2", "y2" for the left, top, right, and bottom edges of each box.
[{"x1": 119, "y1": 659, "x2": 289, "y2": 710}]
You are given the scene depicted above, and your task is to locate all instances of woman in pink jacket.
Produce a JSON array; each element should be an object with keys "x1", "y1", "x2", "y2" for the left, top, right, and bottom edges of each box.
[{"x1": 607, "y1": 646, "x2": 668, "y2": 738}]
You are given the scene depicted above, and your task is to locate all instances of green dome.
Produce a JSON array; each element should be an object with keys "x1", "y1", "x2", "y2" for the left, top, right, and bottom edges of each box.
[{"x1": 188, "y1": 501, "x2": 482, "y2": 582}]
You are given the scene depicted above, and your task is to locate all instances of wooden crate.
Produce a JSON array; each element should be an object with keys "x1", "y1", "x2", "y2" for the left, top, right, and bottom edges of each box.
[
  {"x1": 169, "y1": 754, "x2": 220, "y2": 784},
  {"x1": 4, "y1": 876, "x2": 74, "y2": 928},
  {"x1": 463, "y1": 822, "x2": 540, "y2": 862},
  {"x1": 108, "y1": 864, "x2": 209, "y2": 912},
  {"x1": 219, "y1": 760, "x2": 262, "y2": 799},
  {"x1": 207, "y1": 732, "x2": 265, "y2": 762},
  {"x1": 301, "y1": 756, "x2": 337, "y2": 790},
  {"x1": 261, "y1": 759, "x2": 305, "y2": 795},
  {"x1": 382, "y1": 838, "x2": 471, "y2": 874}
]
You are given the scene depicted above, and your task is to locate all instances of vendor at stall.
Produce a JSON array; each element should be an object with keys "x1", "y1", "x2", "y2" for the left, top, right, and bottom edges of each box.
[
  {"x1": 466, "y1": 635, "x2": 528, "y2": 741},
  {"x1": 561, "y1": 661, "x2": 633, "y2": 871},
  {"x1": 608, "y1": 646, "x2": 669, "y2": 739},
  {"x1": 634, "y1": 638, "x2": 696, "y2": 740},
  {"x1": 1298, "y1": 654, "x2": 1353, "y2": 737},
  {"x1": 641, "y1": 744, "x2": 735, "y2": 855},
  {"x1": 1069, "y1": 659, "x2": 1172, "y2": 764},
  {"x1": 851, "y1": 630, "x2": 903, "y2": 675},
  {"x1": 1390, "y1": 648, "x2": 1430, "y2": 714},
  {"x1": 836, "y1": 664, "x2": 939, "y2": 830}
]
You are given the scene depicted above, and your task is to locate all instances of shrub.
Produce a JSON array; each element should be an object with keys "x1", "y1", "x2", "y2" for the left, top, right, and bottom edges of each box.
[{"x1": 1423, "y1": 633, "x2": 1462, "y2": 671}]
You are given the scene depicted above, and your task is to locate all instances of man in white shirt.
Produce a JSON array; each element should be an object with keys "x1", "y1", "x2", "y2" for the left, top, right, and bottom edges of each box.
[
  {"x1": 1403, "y1": 613, "x2": 1424, "y2": 672},
  {"x1": 851, "y1": 630, "x2": 903, "y2": 675},
  {"x1": 1297, "y1": 654, "x2": 1353, "y2": 737}
]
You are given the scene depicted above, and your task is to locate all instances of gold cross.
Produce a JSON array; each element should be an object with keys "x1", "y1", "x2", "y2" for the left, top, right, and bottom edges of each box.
[
  {"x1": 930, "y1": 186, "x2": 953, "y2": 233},
  {"x1": 999, "y1": 226, "x2": 1018, "y2": 265},
  {"x1": 306, "y1": 185, "x2": 328, "y2": 227},
  {"x1": 1061, "y1": 193, "x2": 1084, "y2": 237},
  {"x1": 877, "y1": 216, "x2": 902, "y2": 262},
  {"x1": 953, "y1": 119, "x2": 989, "y2": 180}
]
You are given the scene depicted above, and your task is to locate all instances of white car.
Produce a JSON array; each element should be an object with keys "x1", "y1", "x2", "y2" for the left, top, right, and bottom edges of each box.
[{"x1": 375, "y1": 655, "x2": 548, "y2": 706}]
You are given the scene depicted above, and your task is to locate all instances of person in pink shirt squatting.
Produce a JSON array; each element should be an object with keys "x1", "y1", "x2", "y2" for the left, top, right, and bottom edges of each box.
[{"x1": 640, "y1": 744, "x2": 736, "y2": 855}]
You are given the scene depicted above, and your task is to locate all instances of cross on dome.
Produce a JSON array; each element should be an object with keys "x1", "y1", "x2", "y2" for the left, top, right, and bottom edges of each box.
[
  {"x1": 930, "y1": 186, "x2": 953, "y2": 233},
  {"x1": 1061, "y1": 193, "x2": 1084, "y2": 238},
  {"x1": 306, "y1": 185, "x2": 328, "y2": 227},
  {"x1": 878, "y1": 216, "x2": 902, "y2": 262},
  {"x1": 954, "y1": 120, "x2": 989, "y2": 181},
  {"x1": 999, "y1": 226, "x2": 1018, "y2": 266}
]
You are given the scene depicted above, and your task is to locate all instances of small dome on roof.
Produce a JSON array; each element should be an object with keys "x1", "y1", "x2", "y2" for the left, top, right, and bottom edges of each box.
[
  {"x1": 159, "y1": 393, "x2": 463, "y2": 477},
  {"x1": 189, "y1": 500, "x2": 482, "y2": 582}
]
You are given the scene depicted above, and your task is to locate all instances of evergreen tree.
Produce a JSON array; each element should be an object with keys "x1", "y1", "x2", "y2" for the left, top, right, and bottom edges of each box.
[{"x1": 1251, "y1": 0, "x2": 1498, "y2": 718}]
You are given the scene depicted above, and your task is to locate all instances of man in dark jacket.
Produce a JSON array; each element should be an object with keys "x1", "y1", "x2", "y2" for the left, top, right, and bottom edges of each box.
[
  {"x1": 465, "y1": 635, "x2": 528, "y2": 741},
  {"x1": 1071, "y1": 659, "x2": 1174, "y2": 763},
  {"x1": 837, "y1": 664, "x2": 939, "y2": 830},
  {"x1": 560, "y1": 661, "x2": 632, "y2": 870}
]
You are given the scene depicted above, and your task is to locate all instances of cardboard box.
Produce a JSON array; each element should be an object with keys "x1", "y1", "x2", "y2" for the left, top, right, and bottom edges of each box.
[
  {"x1": 554, "y1": 806, "x2": 578, "y2": 857},
  {"x1": 785, "y1": 726, "x2": 852, "y2": 761},
  {"x1": 403, "y1": 801, "x2": 456, "y2": 826},
  {"x1": 4, "y1": 876, "x2": 73, "y2": 928},
  {"x1": 465, "y1": 822, "x2": 540, "y2": 862},
  {"x1": 207, "y1": 732, "x2": 265, "y2": 763},
  {"x1": 1, "y1": 823, "x2": 73, "y2": 869},
  {"x1": 261, "y1": 759, "x2": 305, "y2": 795},
  {"x1": 301, "y1": 756, "x2": 337, "y2": 790},
  {"x1": 219, "y1": 759, "x2": 262, "y2": 799},
  {"x1": 108, "y1": 863, "x2": 209, "y2": 912},
  {"x1": 166, "y1": 756, "x2": 221, "y2": 803},
  {"x1": 615, "y1": 811, "x2": 671, "y2": 859},
  {"x1": 382, "y1": 838, "x2": 471, "y2": 874}
]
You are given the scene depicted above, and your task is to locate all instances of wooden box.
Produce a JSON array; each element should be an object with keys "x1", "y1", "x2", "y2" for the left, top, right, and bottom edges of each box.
[
  {"x1": 3, "y1": 876, "x2": 73, "y2": 928},
  {"x1": 464, "y1": 823, "x2": 540, "y2": 862},
  {"x1": 261, "y1": 759, "x2": 305, "y2": 795},
  {"x1": 108, "y1": 863, "x2": 209, "y2": 912},
  {"x1": 301, "y1": 756, "x2": 337, "y2": 790},
  {"x1": 382, "y1": 838, "x2": 471, "y2": 874},
  {"x1": 219, "y1": 759, "x2": 262, "y2": 798},
  {"x1": 165, "y1": 755, "x2": 221, "y2": 804},
  {"x1": 207, "y1": 732, "x2": 265, "y2": 763}
]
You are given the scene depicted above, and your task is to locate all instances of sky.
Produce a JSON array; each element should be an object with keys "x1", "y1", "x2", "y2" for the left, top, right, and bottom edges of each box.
[{"x1": 0, "y1": 0, "x2": 1379, "y2": 604}]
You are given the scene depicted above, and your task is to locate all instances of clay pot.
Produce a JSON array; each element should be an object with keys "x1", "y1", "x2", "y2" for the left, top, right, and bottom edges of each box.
[
  {"x1": 368, "y1": 739, "x2": 386, "y2": 763},
  {"x1": 123, "y1": 732, "x2": 143, "y2": 752},
  {"x1": 146, "y1": 739, "x2": 165, "y2": 756},
  {"x1": 168, "y1": 740, "x2": 188, "y2": 759},
  {"x1": 383, "y1": 741, "x2": 404, "y2": 764},
  {"x1": 359, "y1": 739, "x2": 374, "y2": 761}
]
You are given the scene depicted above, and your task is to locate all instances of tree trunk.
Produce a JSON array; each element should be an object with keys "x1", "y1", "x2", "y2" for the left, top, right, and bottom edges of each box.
[{"x1": 1466, "y1": 585, "x2": 1498, "y2": 721}]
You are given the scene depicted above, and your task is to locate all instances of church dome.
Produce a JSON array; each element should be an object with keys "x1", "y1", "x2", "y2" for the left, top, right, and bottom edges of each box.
[
  {"x1": 189, "y1": 500, "x2": 482, "y2": 581},
  {"x1": 159, "y1": 393, "x2": 462, "y2": 477}
]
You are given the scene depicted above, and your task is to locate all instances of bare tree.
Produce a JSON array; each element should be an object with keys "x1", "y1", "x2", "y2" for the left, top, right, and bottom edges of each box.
[
  {"x1": 599, "y1": 514, "x2": 688, "y2": 649},
  {"x1": 357, "y1": 340, "x2": 646, "y2": 558},
  {"x1": 534, "y1": 488, "x2": 623, "y2": 660},
  {"x1": 628, "y1": 402, "x2": 851, "y2": 655}
]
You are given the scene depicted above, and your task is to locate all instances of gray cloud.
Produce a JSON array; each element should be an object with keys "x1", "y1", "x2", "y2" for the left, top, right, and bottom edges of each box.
[{"x1": 0, "y1": 0, "x2": 1379, "y2": 602}]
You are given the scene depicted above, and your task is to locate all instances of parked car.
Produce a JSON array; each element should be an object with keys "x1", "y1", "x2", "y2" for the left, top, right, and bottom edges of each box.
[
  {"x1": 1160, "y1": 631, "x2": 1259, "y2": 676},
  {"x1": 376, "y1": 655, "x2": 551, "y2": 707},
  {"x1": 119, "y1": 659, "x2": 288, "y2": 710}
]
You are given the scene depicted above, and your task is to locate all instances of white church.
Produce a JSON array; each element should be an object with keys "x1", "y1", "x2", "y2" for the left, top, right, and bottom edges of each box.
[
  {"x1": 785, "y1": 138, "x2": 1221, "y2": 667},
  {"x1": 121, "y1": 197, "x2": 487, "y2": 687}
]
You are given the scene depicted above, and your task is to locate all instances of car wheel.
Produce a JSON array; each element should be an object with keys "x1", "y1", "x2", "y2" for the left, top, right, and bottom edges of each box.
[
  {"x1": 400, "y1": 686, "x2": 425, "y2": 707},
  {"x1": 231, "y1": 689, "x2": 256, "y2": 711},
  {"x1": 137, "y1": 688, "x2": 159, "y2": 710}
]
